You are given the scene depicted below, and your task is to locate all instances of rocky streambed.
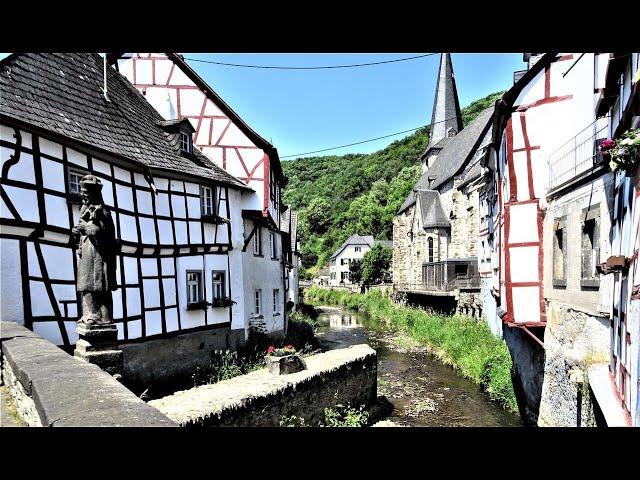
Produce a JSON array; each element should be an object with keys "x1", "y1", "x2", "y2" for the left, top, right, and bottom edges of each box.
[{"x1": 314, "y1": 305, "x2": 521, "y2": 427}]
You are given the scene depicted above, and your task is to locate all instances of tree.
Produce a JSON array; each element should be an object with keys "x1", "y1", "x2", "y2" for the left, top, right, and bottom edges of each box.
[
  {"x1": 361, "y1": 244, "x2": 392, "y2": 285},
  {"x1": 304, "y1": 197, "x2": 332, "y2": 235},
  {"x1": 349, "y1": 258, "x2": 363, "y2": 284}
]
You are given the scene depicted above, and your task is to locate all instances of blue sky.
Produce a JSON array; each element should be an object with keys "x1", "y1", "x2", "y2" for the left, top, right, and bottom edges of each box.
[{"x1": 0, "y1": 53, "x2": 526, "y2": 159}]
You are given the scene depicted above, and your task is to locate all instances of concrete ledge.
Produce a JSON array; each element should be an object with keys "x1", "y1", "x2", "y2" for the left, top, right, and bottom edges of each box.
[
  {"x1": 0, "y1": 321, "x2": 176, "y2": 427},
  {"x1": 150, "y1": 344, "x2": 377, "y2": 427}
]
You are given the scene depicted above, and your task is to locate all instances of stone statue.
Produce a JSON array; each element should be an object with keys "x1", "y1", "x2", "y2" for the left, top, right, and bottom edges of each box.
[{"x1": 72, "y1": 174, "x2": 117, "y2": 326}]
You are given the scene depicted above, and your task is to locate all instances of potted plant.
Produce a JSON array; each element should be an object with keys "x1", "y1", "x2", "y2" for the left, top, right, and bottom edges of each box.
[
  {"x1": 265, "y1": 344, "x2": 306, "y2": 375},
  {"x1": 211, "y1": 297, "x2": 235, "y2": 308},
  {"x1": 601, "y1": 129, "x2": 640, "y2": 175}
]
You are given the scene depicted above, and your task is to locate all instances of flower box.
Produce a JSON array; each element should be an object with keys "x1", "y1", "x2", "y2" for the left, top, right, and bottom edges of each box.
[
  {"x1": 211, "y1": 297, "x2": 235, "y2": 308},
  {"x1": 186, "y1": 300, "x2": 210, "y2": 310},
  {"x1": 201, "y1": 214, "x2": 229, "y2": 225},
  {"x1": 265, "y1": 353, "x2": 306, "y2": 375}
]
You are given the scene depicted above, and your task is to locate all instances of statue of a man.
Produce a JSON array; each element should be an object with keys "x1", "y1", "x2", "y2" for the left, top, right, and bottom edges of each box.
[{"x1": 72, "y1": 174, "x2": 117, "y2": 326}]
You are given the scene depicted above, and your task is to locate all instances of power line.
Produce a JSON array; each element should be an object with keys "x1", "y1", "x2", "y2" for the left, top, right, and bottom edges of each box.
[
  {"x1": 280, "y1": 114, "x2": 463, "y2": 159},
  {"x1": 182, "y1": 53, "x2": 437, "y2": 70}
]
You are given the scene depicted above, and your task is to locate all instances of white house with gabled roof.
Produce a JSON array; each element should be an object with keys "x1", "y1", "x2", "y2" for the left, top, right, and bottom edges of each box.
[{"x1": 329, "y1": 234, "x2": 375, "y2": 286}]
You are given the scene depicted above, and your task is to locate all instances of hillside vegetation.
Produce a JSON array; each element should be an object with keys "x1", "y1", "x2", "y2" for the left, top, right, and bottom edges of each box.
[{"x1": 283, "y1": 91, "x2": 504, "y2": 275}]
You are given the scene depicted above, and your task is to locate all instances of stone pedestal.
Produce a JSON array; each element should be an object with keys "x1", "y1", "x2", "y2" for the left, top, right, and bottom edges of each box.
[{"x1": 74, "y1": 324, "x2": 123, "y2": 377}]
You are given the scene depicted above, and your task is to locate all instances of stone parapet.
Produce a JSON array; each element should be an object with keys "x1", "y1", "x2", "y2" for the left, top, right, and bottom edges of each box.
[
  {"x1": 150, "y1": 344, "x2": 377, "y2": 427},
  {"x1": 0, "y1": 321, "x2": 175, "y2": 427}
]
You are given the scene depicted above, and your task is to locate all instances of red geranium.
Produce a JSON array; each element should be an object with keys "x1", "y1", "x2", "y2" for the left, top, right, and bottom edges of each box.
[
  {"x1": 285, "y1": 344, "x2": 294, "y2": 350},
  {"x1": 267, "y1": 346, "x2": 275, "y2": 354},
  {"x1": 600, "y1": 138, "x2": 616, "y2": 152}
]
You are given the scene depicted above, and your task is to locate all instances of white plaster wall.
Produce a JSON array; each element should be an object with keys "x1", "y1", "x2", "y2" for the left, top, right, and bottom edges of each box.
[
  {"x1": 329, "y1": 244, "x2": 371, "y2": 286},
  {"x1": 0, "y1": 238, "x2": 24, "y2": 324}
]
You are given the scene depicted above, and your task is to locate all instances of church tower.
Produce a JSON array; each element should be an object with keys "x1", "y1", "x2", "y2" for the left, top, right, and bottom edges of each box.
[{"x1": 422, "y1": 53, "x2": 463, "y2": 172}]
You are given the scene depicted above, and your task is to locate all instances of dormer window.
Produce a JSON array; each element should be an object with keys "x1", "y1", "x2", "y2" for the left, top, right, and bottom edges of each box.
[
  {"x1": 180, "y1": 131, "x2": 192, "y2": 154},
  {"x1": 447, "y1": 127, "x2": 457, "y2": 138}
]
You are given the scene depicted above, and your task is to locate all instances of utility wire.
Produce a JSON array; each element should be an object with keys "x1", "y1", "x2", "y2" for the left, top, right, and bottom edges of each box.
[
  {"x1": 182, "y1": 53, "x2": 437, "y2": 70},
  {"x1": 280, "y1": 114, "x2": 463, "y2": 159}
]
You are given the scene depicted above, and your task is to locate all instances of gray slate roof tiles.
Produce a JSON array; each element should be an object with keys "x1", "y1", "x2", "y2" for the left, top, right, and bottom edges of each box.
[
  {"x1": 397, "y1": 107, "x2": 494, "y2": 215},
  {"x1": 0, "y1": 53, "x2": 249, "y2": 190}
]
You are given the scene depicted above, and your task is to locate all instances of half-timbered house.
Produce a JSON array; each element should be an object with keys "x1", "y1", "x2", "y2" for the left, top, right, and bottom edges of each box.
[
  {"x1": 0, "y1": 52, "x2": 281, "y2": 390},
  {"x1": 480, "y1": 52, "x2": 636, "y2": 426},
  {"x1": 111, "y1": 53, "x2": 298, "y2": 333}
]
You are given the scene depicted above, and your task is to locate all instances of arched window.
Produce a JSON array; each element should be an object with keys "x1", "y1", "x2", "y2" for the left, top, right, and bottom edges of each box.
[{"x1": 428, "y1": 237, "x2": 434, "y2": 263}]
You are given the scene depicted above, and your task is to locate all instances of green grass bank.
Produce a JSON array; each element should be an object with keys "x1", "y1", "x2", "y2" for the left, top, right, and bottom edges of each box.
[{"x1": 305, "y1": 286, "x2": 517, "y2": 412}]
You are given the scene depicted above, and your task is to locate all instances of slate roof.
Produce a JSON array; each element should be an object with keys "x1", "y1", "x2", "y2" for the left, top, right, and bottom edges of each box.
[
  {"x1": 290, "y1": 210, "x2": 298, "y2": 253},
  {"x1": 0, "y1": 53, "x2": 250, "y2": 190},
  {"x1": 417, "y1": 190, "x2": 450, "y2": 228},
  {"x1": 397, "y1": 107, "x2": 494, "y2": 214},
  {"x1": 330, "y1": 234, "x2": 375, "y2": 259},
  {"x1": 427, "y1": 54, "x2": 463, "y2": 150}
]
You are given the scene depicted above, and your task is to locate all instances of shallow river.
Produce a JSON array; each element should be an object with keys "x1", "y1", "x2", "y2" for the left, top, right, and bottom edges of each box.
[{"x1": 314, "y1": 305, "x2": 521, "y2": 427}]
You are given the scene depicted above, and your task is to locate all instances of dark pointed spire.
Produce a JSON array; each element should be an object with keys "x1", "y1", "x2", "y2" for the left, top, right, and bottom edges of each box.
[{"x1": 427, "y1": 53, "x2": 463, "y2": 148}]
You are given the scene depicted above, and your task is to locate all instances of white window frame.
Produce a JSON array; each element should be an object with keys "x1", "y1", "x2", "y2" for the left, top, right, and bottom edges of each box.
[
  {"x1": 354, "y1": 246, "x2": 361, "y2": 253},
  {"x1": 273, "y1": 289, "x2": 280, "y2": 314},
  {"x1": 254, "y1": 289, "x2": 262, "y2": 315},
  {"x1": 254, "y1": 226, "x2": 262, "y2": 256},
  {"x1": 186, "y1": 270, "x2": 203, "y2": 304},
  {"x1": 68, "y1": 169, "x2": 85, "y2": 195},
  {"x1": 201, "y1": 185, "x2": 214, "y2": 216},
  {"x1": 212, "y1": 270, "x2": 226, "y2": 299},
  {"x1": 341, "y1": 271, "x2": 350, "y2": 281},
  {"x1": 180, "y1": 131, "x2": 192, "y2": 153}
]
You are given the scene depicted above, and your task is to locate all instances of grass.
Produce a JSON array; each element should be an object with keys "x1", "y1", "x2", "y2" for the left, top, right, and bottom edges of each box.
[
  {"x1": 305, "y1": 286, "x2": 518, "y2": 412},
  {"x1": 279, "y1": 403, "x2": 370, "y2": 427}
]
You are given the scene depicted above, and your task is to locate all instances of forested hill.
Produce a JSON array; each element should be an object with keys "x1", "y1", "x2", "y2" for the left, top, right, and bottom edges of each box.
[{"x1": 282, "y1": 91, "x2": 504, "y2": 275}]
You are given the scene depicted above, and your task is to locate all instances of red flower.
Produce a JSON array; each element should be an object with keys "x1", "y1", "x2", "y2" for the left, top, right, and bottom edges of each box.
[
  {"x1": 600, "y1": 138, "x2": 616, "y2": 152},
  {"x1": 267, "y1": 346, "x2": 275, "y2": 354},
  {"x1": 285, "y1": 344, "x2": 294, "y2": 350}
]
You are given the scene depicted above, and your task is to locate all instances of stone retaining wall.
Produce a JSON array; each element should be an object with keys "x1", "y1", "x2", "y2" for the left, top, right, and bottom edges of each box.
[
  {"x1": 0, "y1": 321, "x2": 176, "y2": 427},
  {"x1": 150, "y1": 344, "x2": 377, "y2": 427}
]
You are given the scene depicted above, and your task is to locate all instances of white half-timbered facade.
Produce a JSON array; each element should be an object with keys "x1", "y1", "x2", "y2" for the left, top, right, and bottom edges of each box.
[
  {"x1": 113, "y1": 52, "x2": 296, "y2": 332},
  {"x1": 0, "y1": 53, "x2": 284, "y2": 351}
]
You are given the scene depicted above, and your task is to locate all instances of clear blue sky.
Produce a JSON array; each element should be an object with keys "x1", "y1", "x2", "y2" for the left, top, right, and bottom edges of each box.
[{"x1": 0, "y1": 53, "x2": 526, "y2": 159}]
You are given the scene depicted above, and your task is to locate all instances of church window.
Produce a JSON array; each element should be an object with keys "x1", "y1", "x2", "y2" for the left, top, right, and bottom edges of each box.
[{"x1": 428, "y1": 237, "x2": 434, "y2": 263}]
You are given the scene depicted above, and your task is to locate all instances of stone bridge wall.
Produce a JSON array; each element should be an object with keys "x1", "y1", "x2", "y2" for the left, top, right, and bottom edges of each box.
[
  {"x1": 0, "y1": 321, "x2": 175, "y2": 427},
  {"x1": 149, "y1": 344, "x2": 377, "y2": 427}
]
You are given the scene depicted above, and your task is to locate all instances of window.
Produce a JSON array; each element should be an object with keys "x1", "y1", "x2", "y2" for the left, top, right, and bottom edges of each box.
[
  {"x1": 552, "y1": 217, "x2": 567, "y2": 287},
  {"x1": 212, "y1": 271, "x2": 226, "y2": 299},
  {"x1": 428, "y1": 237, "x2": 434, "y2": 263},
  {"x1": 330, "y1": 272, "x2": 336, "y2": 280},
  {"x1": 447, "y1": 127, "x2": 457, "y2": 138},
  {"x1": 341, "y1": 271, "x2": 350, "y2": 281},
  {"x1": 581, "y1": 207, "x2": 600, "y2": 288},
  {"x1": 201, "y1": 185, "x2": 214, "y2": 216},
  {"x1": 273, "y1": 289, "x2": 280, "y2": 314},
  {"x1": 355, "y1": 246, "x2": 361, "y2": 253},
  {"x1": 341, "y1": 258, "x2": 350, "y2": 266},
  {"x1": 253, "y1": 226, "x2": 262, "y2": 256},
  {"x1": 68, "y1": 169, "x2": 85, "y2": 195},
  {"x1": 180, "y1": 131, "x2": 192, "y2": 153},
  {"x1": 270, "y1": 231, "x2": 278, "y2": 259},
  {"x1": 254, "y1": 289, "x2": 262, "y2": 315},
  {"x1": 186, "y1": 271, "x2": 203, "y2": 304}
]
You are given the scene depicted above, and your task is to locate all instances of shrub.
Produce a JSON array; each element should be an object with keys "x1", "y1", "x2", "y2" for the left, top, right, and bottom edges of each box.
[{"x1": 322, "y1": 404, "x2": 369, "y2": 427}]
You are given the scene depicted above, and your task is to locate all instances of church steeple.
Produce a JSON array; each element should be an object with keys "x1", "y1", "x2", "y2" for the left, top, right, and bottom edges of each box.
[{"x1": 427, "y1": 53, "x2": 463, "y2": 149}]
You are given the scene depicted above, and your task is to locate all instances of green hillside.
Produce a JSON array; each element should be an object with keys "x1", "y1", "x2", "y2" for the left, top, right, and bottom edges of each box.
[{"x1": 282, "y1": 91, "x2": 503, "y2": 276}]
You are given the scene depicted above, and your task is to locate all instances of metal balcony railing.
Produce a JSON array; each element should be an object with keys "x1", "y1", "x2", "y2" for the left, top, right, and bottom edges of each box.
[
  {"x1": 421, "y1": 259, "x2": 480, "y2": 292},
  {"x1": 548, "y1": 117, "x2": 610, "y2": 190}
]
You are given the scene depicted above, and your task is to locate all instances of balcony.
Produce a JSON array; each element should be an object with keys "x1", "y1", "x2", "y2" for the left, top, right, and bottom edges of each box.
[
  {"x1": 397, "y1": 258, "x2": 481, "y2": 295},
  {"x1": 548, "y1": 117, "x2": 609, "y2": 191}
]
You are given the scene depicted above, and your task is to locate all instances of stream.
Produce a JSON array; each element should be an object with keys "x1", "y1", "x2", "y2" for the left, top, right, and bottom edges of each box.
[{"x1": 314, "y1": 305, "x2": 522, "y2": 427}]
